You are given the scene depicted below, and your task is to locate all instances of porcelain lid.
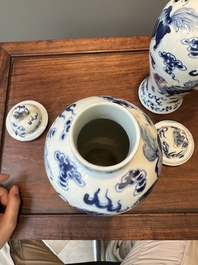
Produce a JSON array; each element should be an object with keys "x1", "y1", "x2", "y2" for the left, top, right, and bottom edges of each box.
[
  {"x1": 155, "y1": 120, "x2": 194, "y2": 166},
  {"x1": 6, "y1": 100, "x2": 48, "y2": 141}
]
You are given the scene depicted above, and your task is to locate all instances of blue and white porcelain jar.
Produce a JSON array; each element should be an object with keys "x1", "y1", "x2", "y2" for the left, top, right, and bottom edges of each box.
[
  {"x1": 139, "y1": 0, "x2": 198, "y2": 114},
  {"x1": 44, "y1": 96, "x2": 162, "y2": 215}
]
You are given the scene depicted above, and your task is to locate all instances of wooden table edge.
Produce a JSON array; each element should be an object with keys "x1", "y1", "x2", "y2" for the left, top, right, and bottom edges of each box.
[
  {"x1": 0, "y1": 36, "x2": 151, "y2": 57},
  {"x1": 12, "y1": 212, "x2": 198, "y2": 240}
]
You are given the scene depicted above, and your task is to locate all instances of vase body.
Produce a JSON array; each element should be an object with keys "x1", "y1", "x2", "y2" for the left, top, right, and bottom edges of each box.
[
  {"x1": 139, "y1": 0, "x2": 198, "y2": 114},
  {"x1": 44, "y1": 96, "x2": 162, "y2": 215}
]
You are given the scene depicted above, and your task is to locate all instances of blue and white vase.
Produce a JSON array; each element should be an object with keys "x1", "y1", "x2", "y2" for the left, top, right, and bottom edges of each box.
[
  {"x1": 44, "y1": 96, "x2": 162, "y2": 215},
  {"x1": 139, "y1": 0, "x2": 198, "y2": 114}
]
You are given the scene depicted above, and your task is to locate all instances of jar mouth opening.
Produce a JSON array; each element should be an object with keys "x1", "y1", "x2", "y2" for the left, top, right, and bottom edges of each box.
[{"x1": 70, "y1": 102, "x2": 140, "y2": 172}]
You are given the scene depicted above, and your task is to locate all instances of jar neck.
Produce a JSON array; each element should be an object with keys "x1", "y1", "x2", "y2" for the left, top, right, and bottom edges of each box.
[{"x1": 69, "y1": 102, "x2": 140, "y2": 173}]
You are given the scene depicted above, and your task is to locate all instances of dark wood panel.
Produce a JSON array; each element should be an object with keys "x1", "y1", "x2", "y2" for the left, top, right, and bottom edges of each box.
[{"x1": 12, "y1": 213, "x2": 198, "y2": 240}]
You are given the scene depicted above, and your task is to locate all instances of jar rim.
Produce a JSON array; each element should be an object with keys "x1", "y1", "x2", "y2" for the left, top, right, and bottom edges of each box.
[{"x1": 70, "y1": 101, "x2": 140, "y2": 172}]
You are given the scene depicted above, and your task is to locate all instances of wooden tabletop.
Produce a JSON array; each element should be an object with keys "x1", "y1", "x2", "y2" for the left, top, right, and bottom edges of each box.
[{"x1": 0, "y1": 36, "x2": 198, "y2": 240}]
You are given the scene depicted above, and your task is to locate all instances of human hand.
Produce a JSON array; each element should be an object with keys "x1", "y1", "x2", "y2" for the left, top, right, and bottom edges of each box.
[{"x1": 0, "y1": 174, "x2": 21, "y2": 249}]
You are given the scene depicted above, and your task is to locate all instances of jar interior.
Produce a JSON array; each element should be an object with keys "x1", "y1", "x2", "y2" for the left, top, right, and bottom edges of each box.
[
  {"x1": 70, "y1": 101, "x2": 140, "y2": 172},
  {"x1": 77, "y1": 118, "x2": 129, "y2": 166}
]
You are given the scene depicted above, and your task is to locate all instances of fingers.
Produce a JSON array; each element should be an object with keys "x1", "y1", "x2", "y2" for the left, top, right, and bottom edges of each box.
[
  {"x1": 4, "y1": 185, "x2": 21, "y2": 228},
  {"x1": 0, "y1": 174, "x2": 10, "y2": 205},
  {"x1": 0, "y1": 185, "x2": 21, "y2": 248},
  {"x1": 0, "y1": 186, "x2": 8, "y2": 206},
  {"x1": 0, "y1": 174, "x2": 10, "y2": 182}
]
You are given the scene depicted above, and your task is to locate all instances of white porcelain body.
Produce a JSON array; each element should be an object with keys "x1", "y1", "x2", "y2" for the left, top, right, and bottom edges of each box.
[
  {"x1": 139, "y1": 0, "x2": 198, "y2": 114},
  {"x1": 44, "y1": 96, "x2": 162, "y2": 215}
]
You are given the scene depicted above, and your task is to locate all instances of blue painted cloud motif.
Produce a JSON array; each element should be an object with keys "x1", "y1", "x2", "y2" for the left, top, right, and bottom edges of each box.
[
  {"x1": 152, "y1": 5, "x2": 198, "y2": 49},
  {"x1": 84, "y1": 188, "x2": 122, "y2": 213},
  {"x1": 116, "y1": 169, "x2": 147, "y2": 196},
  {"x1": 182, "y1": 37, "x2": 198, "y2": 58},
  {"x1": 55, "y1": 151, "x2": 85, "y2": 190},
  {"x1": 159, "y1": 51, "x2": 187, "y2": 80}
]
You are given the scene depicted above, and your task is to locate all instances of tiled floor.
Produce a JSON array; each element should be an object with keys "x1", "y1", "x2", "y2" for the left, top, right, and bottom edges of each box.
[{"x1": 43, "y1": 240, "x2": 105, "y2": 264}]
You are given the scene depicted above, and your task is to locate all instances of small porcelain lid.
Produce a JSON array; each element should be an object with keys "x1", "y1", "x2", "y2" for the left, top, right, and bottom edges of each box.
[
  {"x1": 155, "y1": 120, "x2": 194, "y2": 166},
  {"x1": 6, "y1": 100, "x2": 48, "y2": 141}
]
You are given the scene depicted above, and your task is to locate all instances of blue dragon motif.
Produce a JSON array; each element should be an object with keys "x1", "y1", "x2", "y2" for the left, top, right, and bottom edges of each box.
[
  {"x1": 152, "y1": 5, "x2": 198, "y2": 49},
  {"x1": 154, "y1": 73, "x2": 198, "y2": 96},
  {"x1": 55, "y1": 151, "x2": 85, "y2": 190},
  {"x1": 116, "y1": 169, "x2": 147, "y2": 196},
  {"x1": 84, "y1": 188, "x2": 122, "y2": 213},
  {"x1": 140, "y1": 125, "x2": 162, "y2": 175}
]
